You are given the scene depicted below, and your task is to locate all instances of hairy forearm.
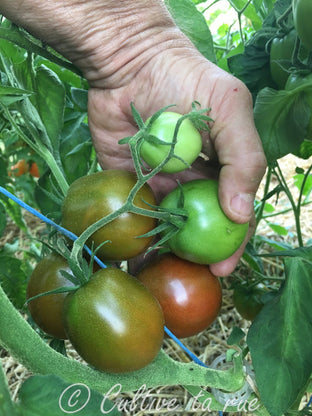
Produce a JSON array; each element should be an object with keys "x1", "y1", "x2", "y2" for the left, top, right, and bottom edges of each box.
[{"x1": 0, "y1": 0, "x2": 188, "y2": 86}]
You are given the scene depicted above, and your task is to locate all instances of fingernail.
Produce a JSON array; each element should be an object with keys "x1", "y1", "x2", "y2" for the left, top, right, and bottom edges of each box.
[{"x1": 230, "y1": 193, "x2": 254, "y2": 219}]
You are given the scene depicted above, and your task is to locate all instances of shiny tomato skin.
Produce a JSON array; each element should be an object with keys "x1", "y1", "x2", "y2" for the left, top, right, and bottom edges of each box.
[
  {"x1": 61, "y1": 170, "x2": 157, "y2": 261},
  {"x1": 137, "y1": 253, "x2": 222, "y2": 338},
  {"x1": 160, "y1": 179, "x2": 249, "y2": 264},
  {"x1": 26, "y1": 253, "x2": 75, "y2": 339},
  {"x1": 140, "y1": 112, "x2": 202, "y2": 173},
  {"x1": 63, "y1": 268, "x2": 164, "y2": 373}
]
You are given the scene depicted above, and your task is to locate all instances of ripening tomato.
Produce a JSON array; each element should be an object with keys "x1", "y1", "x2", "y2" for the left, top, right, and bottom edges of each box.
[
  {"x1": 63, "y1": 268, "x2": 164, "y2": 373},
  {"x1": 9, "y1": 159, "x2": 29, "y2": 177},
  {"x1": 29, "y1": 162, "x2": 40, "y2": 178},
  {"x1": 26, "y1": 253, "x2": 75, "y2": 339},
  {"x1": 61, "y1": 170, "x2": 157, "y2": 261},
  {"x1": 160, "y1": 179, "x2": 249, "y2": 264},
  {"x1": 137, "y1": 253, "x2": 222, "y2": 338},
  {"x1": 140, "y1": 112, "x2": 202, "y2": 173}
]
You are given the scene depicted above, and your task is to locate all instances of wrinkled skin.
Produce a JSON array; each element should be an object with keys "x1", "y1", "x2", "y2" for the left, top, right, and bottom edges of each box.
[{"x1": 87, "y1": 48, "x2": 266, "y2": 276}]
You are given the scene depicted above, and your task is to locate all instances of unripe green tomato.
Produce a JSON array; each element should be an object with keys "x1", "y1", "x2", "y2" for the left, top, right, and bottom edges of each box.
[
  {"x1": 160, "y1": 179, "x2": 249, "y2": 264},
  {"x1": 140, "y1": 112, "x2": 202, "y2": 173},
  {"x1": 293, "y1": 0, "x2": 312, "y2": 51},
  {"x1": 285, "y1": 73, "x2": 312, "y2": 140},
  {"x1": 270, "y1": 30, "x2": 297, "y2": 90},
  {"x1": 27, "y1": 253, "x2": 75, "y2": 339}
]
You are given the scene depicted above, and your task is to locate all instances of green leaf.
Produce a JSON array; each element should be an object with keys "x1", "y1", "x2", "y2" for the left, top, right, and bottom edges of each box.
[
  {"x1": 230, "y1": 0, "x2": 262, "y2": 30},
  {"x1": 0, "y1": 192, "x2": 27, "y2": 232},
  {"x1": 259, "y1": 245, "x2": 312, "y2": 260},
  {"x1": 254, "y1": 88, "x2": 309, "y2": 164},
  {"x1": 60, "y1": 115, "x2": 93, "y2": 184},
  {"x1": 164, "y1": 0, "x2": 216, "y2": 63},
  {"x1": 293, "y1": 173, "x2": 312, "y2": 197},
  {"x1": 0, "y1": 256, "x2": 30, "y2": 310},
  {"x1": 0, "y1": 85, "x2": 32, "y2": 106},
  {"x1": 17, "y1": 374, "x2": 120, "y2": 416},
  {"x1": 34, "y1": 65, "x2": 65, "y2": 150},
  {"x1": 0, "y1": 360, "x2": 17, "y2": 416},
  {"x1": 0, "y1": 201, "x2": 6, "y2": 238},
  {"x1": 227, "y1": 326, "x2": 246, "y2": 347},
  {"x1": 71, "y1": 88, "x2": 88, "y2": 112},
  {"x1": 247, "y1": 257, "x2": 312, "y2": 416},
  {"x1": 267, "y1": 222, "x2": 289, "y2": 236}
]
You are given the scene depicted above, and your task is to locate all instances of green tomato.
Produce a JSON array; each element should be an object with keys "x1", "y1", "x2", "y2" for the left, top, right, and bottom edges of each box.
[
  {"x1": 270, "y1": 30, "x2": 297, "y2": 90},
  {"x1": 293, "y1": 0, "x2": 312, "y2": 51},
  {"x1": 140, "y1": 112, "x2": 202, "y2": 173},
  {"x1": 285, "y1": 73, "x2": 312, "y2": 140},
  {"x1": 62, "y1": 170, "x2": 157, "y2": 262},
  {"x1": 159, "y1": 179, "x2": 249, "y2": 264},
  {"x1": 63, "y1": 268, "x2": 164, "y2": 373},
  {"x1": 233, "y1": 284, "x2": 266, "y2": 321},
  {"x1": 26, "y1": 253, "x2": 75, "y2": 339}
]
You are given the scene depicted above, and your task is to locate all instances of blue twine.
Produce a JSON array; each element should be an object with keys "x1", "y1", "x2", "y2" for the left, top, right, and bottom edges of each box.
[
  {"x1": 307, "y1": 395, "x2": 312, "y2": 407},
  {"x1": 0, "y1": 186, "x2": 208, "y2": 368},
  {"x1": 0, "y1": 186, "x2": 107, "y2": 269}
]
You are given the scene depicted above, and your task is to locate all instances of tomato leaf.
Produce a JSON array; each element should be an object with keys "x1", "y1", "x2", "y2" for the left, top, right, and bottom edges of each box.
[
  {"x1": 254, "y1": 87, "x2": 310, "y2": 164},
  {"x1": 247, "y1": 257, "x2": 312, "y2": 416},
  {"x1": 34, "y1": 65, "x2": 65, "y2": 151},
  {"x1": 164, "y1": 0, "x2": 216, "y2": 63}
]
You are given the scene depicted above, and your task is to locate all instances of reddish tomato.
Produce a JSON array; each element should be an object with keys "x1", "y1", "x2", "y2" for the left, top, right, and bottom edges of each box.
[
  {"x1": 62, "y1": 170, "x2": 157, "y2": 261},
  {"x1": 137, "y1": 253, "x2": 222, "y2": 338},
  {"x1": 26, "y1": 253, "x2": 75, "y2": 339},
  {"x1": 29, "y1": 162, "x2": 40, "y2": 178},
  {"x1": 63, "y1": 268, "x2": 164, "y2": 373},
  {"x1": 9, "y1": 159, "x2": 29, "y2": 177}
]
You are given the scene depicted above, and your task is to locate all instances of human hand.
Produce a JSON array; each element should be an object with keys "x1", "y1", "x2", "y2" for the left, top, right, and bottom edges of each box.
[{"x1": 87, "y1": 44, "x2": 266, "y2": 276}]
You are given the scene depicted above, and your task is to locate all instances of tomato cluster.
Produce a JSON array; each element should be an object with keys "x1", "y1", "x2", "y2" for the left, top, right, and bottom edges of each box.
[
  {"x1": 26, "y1": 109, "x2": 250, "y2": 373},
  {"x1": 9, "y1": 160, "x2": 40, "y2": 178}
]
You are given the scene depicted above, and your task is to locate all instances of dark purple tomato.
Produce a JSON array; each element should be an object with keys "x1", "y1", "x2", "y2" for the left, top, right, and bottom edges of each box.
[{"x1": 137, "y1": 253, "x2": 222, "y2": 338}]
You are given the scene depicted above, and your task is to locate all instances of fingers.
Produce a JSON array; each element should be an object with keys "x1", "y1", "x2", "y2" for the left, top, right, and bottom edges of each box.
[{"x1": 208, "y1": 77, "x2": 267, "y2": 225}]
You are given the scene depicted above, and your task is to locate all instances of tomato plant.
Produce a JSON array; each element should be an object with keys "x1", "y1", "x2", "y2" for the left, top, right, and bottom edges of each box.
[
  {"x1": 61, "y1": 170, "x2": 157, "y2": 261},
  {"x1": 63, "y1": 268, "x2": 164, "y2": 373},
  {"x1": 270, "y1": 30, "x2": 297, "y2": 90},
  {"x1": 137, "y1": 253, "x2": 222, "y2": 338},
  {"x1": 233, "y1": 283, "x2": 266, "y2": 321},
  {"x1": 26, "y1": 253, "x2": 75, "y2": 339},
  {"x1": 293, "y1": 0, "x2": 312, "y2": 51},
  {"x1": 140, "y1": 112, "x2": 202, "y2": 173},
  {"x1": 160, "y1": 179, "x2": 249, "y2": 264}
]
